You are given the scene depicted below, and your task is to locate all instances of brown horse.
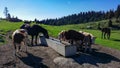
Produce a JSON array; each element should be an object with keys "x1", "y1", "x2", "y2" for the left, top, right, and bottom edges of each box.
[
  {"x1": 12, "y1": 29, "x2": 29, "y2": 56},
  {"x1": 101, "y1": 27, "x2": 111, "y2": 39},
  {"x1": 20, "y1": 23, "x2": 49, "y2": 46}
]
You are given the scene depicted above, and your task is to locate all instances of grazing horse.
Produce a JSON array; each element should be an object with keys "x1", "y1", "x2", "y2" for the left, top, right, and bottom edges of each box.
[
  {"x1": 58, "y1": 30, "x2": 85, "y2": 44},
  {"x1": 20, "y1": 23, "x2": 49, "y2": 46},
  {"x1": 58, "y1": 30, "x2": 92, "y2": 52},
  {"x1": 101, "y1": 28, "x2": 111, "y2": 39}
]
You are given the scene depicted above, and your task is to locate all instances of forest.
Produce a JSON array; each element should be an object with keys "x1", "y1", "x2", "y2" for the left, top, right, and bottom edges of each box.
[{"x1": 37, "y1": 5, "x2": 120, "y2": 26}]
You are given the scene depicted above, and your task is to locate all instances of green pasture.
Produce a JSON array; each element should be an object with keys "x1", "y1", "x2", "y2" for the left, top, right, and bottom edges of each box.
[
  {"x1": 41, "y1": 24, "x2": 120, "y2": 50},
  {"x1": 0, "y1": 20, "x2": 23, "y2": 44},
  {"x1": 0, "y1": 20, "x2": 120, "y2": 50}
]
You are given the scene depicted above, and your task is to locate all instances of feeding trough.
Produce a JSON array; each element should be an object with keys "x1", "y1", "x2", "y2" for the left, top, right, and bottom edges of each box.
[
  {"x1": 40, "y1": 36, "x2": 77, "y2": 57},
  {"x1": 47, "y1": 38, "x2": 77, "y2": 57}
]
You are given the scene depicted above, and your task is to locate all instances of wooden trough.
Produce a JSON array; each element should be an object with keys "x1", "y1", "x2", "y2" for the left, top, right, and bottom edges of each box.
[{"x1": 40, "y1": 36, "x2": 77, "y2": 57}]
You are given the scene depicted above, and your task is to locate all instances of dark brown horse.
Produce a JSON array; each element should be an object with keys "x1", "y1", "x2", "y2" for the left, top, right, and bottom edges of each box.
[
  {"x1": 101, "y1": 28, "x2": 111, "y2": 39},
  {"x1": 20, "y1": 23, "x2": 49, "y2": 46}
]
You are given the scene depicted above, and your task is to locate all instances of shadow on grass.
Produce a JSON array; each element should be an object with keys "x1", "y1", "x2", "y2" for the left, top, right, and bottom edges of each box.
[{"x1": 110, "y1": 38, "x2": 120, "y2": 42}]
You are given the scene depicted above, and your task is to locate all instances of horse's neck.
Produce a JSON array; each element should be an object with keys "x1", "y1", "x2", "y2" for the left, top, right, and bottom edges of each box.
[
  {"x1": 25, "y1": 27, "x2": 32, "y2": 35},
  {"x1": 41, "y1": 29, "x2": 47, "y2": 34}
]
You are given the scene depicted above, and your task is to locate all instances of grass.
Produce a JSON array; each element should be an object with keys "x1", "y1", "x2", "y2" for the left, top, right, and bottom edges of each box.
[
  {"x1": 0, "y1": 20, "x2": 120, "y2": 50},
  {"x1": 0, "y1": 20, "x2": 23, "y2": 34},
  {"x1": 41, "y1": 24, "x2": 120, "y2": 50},
  {"x1": 0, "y1": 20, "x2": 23, "y2": 44},
  {"x1": 0, "y1": 35, "x2": 5, "y2": 44}
]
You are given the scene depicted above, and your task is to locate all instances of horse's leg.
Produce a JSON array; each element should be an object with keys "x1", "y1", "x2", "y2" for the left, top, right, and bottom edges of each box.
[
  {"x1": 106, "y1": 33, "x2": 108, "y2": 39},
  {"x1": 84, "y1": 43, "x2": 88, "y2": 52},
  {"x1": 101, "y1": 32, "x2": 103, "y2": 39},
  {"x1": 35, "y1": 35, "x2": 38, "y2": 45},
  {"x1": 79, "y1": 40, "x2": 83, "y2": 50},
  {"x1": 71, "y1": 40, "x2": 73, "y2": 44},
  {"x1": 31, "y1": 35, "x2": 34, "y2": 46},
  {"x1": 88, "y1": 44, "x2": 92, "y2": 53},
  {"x1": 16, "y1": 44, "x2": 21, "y2": 53},
  {"x1": 13, "y1": 43, "x2": 17, "y2": 56},
  {"x1": 108, "y1": 33, "x2": 110, "y2": 39},
  {"x1": 24, "y1": 38, "x2": 28, "y2": 52},
  {"x1": 21, "y1": 41, "x2": 27, "y2": 52},
  {"x1": 25, "y1": 35, "x2": 30, "y2": 46},
  {"x1": 13, "y1": 43, "x2": 18, "y2": 63},
  {"x1": 24, "y1": 41, "x2": 27, "y2": 52},
  {"x1": 109, "y1": 33, "x2": 111, "y2": 39},
  {"x1": 104, "y1": 33, "x2": 106, "y2": 39},
  {"x1": 13, "y1": 43, "x2": 16, "y2": 51},
  {"x1": 18, "y1": 44, "x2": 21, "y2": 52}
]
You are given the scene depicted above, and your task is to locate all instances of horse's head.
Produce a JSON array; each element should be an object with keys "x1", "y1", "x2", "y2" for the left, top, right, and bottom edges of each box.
[
  {"x1": 20, "y1": 23, "x2": 31, "y2": 28},
  {"x1": 44, "y1": 30, "x2": 49, "y2": 39},
  {"x1": 36, "y1": 25, "x2": 49, "y2": 39},
  {"x1": 20, "y1": 23, "x2": 31, "y2": 34},
  {"x1": 58, "y1": 30, "x2": 68, "y2": 41}
]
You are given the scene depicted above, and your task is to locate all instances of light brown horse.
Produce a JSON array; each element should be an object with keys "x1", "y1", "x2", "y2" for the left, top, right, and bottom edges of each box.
[{"x1": 12, "y1": 29, "x2": 29, "y2": 56}]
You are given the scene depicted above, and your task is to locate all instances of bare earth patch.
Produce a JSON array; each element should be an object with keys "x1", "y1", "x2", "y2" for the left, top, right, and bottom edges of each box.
[{"x1": 0, "y1": 32, "x2": 120, "y2": 68}]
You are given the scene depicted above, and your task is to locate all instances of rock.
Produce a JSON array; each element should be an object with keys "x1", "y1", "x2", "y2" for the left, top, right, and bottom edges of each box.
[{"x1": 53, "y1": 57, "x2": 78, "y2": 67}]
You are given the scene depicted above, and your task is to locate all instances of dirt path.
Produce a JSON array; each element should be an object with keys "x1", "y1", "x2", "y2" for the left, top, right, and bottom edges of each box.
[{"x1": 0, "y1": 32, "x2": 120, "y2": 68}]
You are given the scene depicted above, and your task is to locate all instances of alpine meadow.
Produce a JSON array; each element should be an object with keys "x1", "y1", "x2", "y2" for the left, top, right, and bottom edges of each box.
[{"x1": 0, "y1": 0, "x2": 120, "y2": 68}]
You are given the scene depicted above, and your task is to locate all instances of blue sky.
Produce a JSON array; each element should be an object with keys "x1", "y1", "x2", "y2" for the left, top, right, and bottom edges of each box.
[{"x1": 0, "y1": 0, "x2": 120, "y2": 20}]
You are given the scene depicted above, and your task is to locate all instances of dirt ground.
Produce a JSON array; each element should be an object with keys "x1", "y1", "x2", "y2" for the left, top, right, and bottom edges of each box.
[{"x1": 0, "y1": 32, "x2": 120, "y2": 68}]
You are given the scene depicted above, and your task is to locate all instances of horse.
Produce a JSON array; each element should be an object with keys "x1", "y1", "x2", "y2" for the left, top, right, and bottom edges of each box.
[
  {"x1": 101, "y1": 27, "x2": 111, "y2": 39},
  {"x1": 58, "y1": 30, "x2": 85, "y2": 44},
  {"x1": 58, "y1": 30, "x2": 92, "y2": 52},
  {"x1": 79, "y1": 31, "x2": 96, "y2": 44},
  {"x1": 12, "y1": 29, "x2": 29, "y2": 55},
  {"x1": 20, "y1": 23, "x2": 49, "y2": 46}
]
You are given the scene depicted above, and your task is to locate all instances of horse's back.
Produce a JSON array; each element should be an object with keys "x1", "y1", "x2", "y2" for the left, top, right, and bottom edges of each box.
[
  {"x1": 102, "y1": 28, "x2": 111, "y2": 33},
  {"x1": 65, "y1": 30, "x2": 85, "y2": 40},
  {"x1": 31, "y1": 25, "x2": 48, "y2": 37}
]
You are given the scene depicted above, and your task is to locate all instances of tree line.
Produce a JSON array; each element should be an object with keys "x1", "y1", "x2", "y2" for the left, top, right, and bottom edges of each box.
[
  {"x1": 37, "y1": 5, "x2": 120, "y2": 25},
  {"x1": 3, "y1": 7, "x2": 22, "y2": 22}
]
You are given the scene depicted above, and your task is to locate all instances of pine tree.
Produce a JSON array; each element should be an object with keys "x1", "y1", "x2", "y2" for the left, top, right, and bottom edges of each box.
[
  {"x1": 115, "y1": 5, "x2": 120, "y2": 20},
  {"x1": 3, "y1": 7, "x2": 9, "y2": 19}
]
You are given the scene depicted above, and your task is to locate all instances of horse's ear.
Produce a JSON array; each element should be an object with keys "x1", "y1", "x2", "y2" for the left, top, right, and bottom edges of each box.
[{"x1": 25, "y1": 24, "x2": 30, "y2": 27}]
